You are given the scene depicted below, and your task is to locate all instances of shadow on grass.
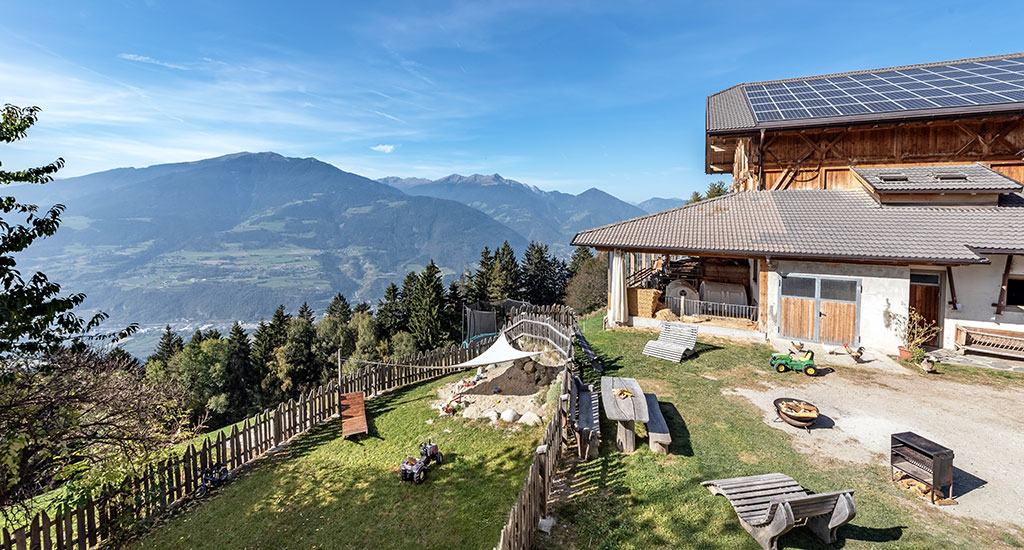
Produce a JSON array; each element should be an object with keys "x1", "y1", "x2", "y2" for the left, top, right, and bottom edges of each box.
[{"x1": 659, "y1": 401, "x2": 693, "y2": 456}]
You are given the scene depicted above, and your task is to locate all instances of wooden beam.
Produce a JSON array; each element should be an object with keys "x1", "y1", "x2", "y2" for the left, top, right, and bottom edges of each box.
[
  {"x1": 994, "y1": 255, "x2": 1014, "y2": 315},
  {"x1": 946, "y1": 266, "x2": 959, "y2": 310}
]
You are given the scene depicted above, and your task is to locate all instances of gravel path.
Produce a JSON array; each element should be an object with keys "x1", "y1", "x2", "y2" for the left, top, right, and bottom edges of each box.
[{"x1": 726, "y1": 370, "x2": 1024, "y2": 527}]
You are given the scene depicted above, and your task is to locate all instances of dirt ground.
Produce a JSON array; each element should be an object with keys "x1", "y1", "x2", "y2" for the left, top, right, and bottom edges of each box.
[
  {"x1": 726, "y1": 368, "x2": 1024, "y2": 527},
  {"x1": 433, "y1": 359, "x2": 559, "y2": 424}
]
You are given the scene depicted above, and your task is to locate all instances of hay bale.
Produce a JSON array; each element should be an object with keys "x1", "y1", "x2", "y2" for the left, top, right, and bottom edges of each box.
[
  {"x1": 654, "y1": 308, "x2": 679, "y2": 322},
  {"x1": 627, "y1": 288, "x2": 662, "y2": 318}
]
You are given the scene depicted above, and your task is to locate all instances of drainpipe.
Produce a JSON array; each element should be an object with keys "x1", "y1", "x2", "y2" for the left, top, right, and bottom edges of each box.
[{"x1": 757, "y1": 129, "x2": 766, "y2": 191}]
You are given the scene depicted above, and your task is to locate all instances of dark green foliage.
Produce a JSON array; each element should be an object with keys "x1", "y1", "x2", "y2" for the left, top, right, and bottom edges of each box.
[
  {"x1": 298, "y1": 302, "x2": 315, "y2": 322},
  {"x1": 488, "y1": 241, "x2": 520, "y2": 301},
  {"x1": 408, "y1": 261, "x2": 448, "y2": 350},
  {"x1": 150, "y1": 324, "x2": 184, "y2": 364},
  {"x1": 326, "y1": 293, "x2": 351, "y2": 323},
  {"x1": 705, "y1": 180, "x2": 729, "y2": 198},
  {"x1": 224, "y1": 322, "x2": 257, "y2": 418},
  {"x1": 375, "y1": 283, "x2": 404, "y2": 336},
  {"x1": 564, "y1": 252, "x2": 609, "y2": 313},
  {"x1": 520, "y1": 241, "x2": 567, "y2": 306},
  {"x1": 568, "y1": 246, "x2": 594, "y2": 278},
  {"x1": 353, "y1": 302, "x2": 371, "y2": 315},
  {"x1": 471, "y1": 247, "x2": 494, "y2": 303},
  {"x1": 687, "y1": 190, "x2": 703, "y2": 204},
  {"x1": 268, "y1": 317, "x2": 321, "y2": 398},
  {"x1": 0, "y1": 104, "x2": 124, "y2": 356}
]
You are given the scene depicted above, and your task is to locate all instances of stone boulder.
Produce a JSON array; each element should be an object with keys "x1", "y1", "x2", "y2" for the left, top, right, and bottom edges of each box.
[
  {"x1": 483, "y1": 410, "x2": 499, "y2": 423},
  {"x1": 518, "y1": 411, "x2": 542, "y2": 426},
  {"x1": 500, "y1": 408, "x2": 520, "y2": 423},
  {"x1": 523, "y1": 361, "x2": 536, "y2": 374}
]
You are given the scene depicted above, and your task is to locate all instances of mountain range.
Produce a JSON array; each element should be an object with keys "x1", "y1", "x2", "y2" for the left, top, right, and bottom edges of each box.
[
  {"x1": 15, "y1": 152, "x2": 682, "y2": 331},
  {"x1": 379, "y1": 173, "x2": 647, "y2": 257}
]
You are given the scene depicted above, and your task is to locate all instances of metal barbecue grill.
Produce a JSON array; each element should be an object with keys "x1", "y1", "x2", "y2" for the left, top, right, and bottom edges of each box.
[{"x1": 890, "y1": 431, "x2": 954, "y2": 504}]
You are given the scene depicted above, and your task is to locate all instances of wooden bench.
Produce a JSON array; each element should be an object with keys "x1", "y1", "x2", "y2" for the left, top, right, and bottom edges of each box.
[
  {"x1": 955, "y1": 324, "x2": 1024, "y2": 360},
  {"x1": 643, "y1": 393, "x2": 671, "y2": 454},
  {"x1": 574, "y1": 326, "x2": 603, "y2": 373},
  {"x1": 642, "y1": 322, "x2": 698, "y2": 362},
  {"x1": 702, "y1": 473, "x2": 855, "y2": 550},
  {"x1": 566, "y1": 375, "x2": 600, "y2": 460}
]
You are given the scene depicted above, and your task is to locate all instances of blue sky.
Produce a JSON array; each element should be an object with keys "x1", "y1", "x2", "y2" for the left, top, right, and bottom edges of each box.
[{"x1": 3, "y1": 1, "x2": 1023, "y2": 202}]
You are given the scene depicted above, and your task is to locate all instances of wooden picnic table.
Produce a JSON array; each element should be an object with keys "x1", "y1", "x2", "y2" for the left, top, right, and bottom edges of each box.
[{"x1": 600, "y1": 376, "x2": 649, "y2": 452}]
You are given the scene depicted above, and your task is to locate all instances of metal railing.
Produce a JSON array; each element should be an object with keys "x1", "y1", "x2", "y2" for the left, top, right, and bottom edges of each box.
[{"x1": 666, "y1": 296, "x2": 758, "y2": 322}]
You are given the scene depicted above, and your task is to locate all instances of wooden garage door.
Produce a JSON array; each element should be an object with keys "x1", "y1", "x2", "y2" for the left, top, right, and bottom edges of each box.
[
  {"x1": 779, "y1": 277, "x2": 816, "y2": 340},
  {"x1": 779, "y1": 276, "x2": 860, "y2": 344}
]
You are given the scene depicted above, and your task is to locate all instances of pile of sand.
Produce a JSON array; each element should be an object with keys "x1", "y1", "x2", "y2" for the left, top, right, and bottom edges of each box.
[{"x1": 433, "y1": 358, "x2": 560, "y2": 425}]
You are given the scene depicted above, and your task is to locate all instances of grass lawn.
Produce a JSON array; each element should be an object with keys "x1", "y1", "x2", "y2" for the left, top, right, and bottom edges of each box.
[
  {"x1": 547, "y1": 325, "x2": 1024, "y2": 550},
  {"x1": 127, "y1": 373, "x2": 545, "y2": 550}
]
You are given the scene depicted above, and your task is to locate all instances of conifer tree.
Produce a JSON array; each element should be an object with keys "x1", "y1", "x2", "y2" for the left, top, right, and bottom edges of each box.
[
  {"x1": 353, "y1": 302, "x2": 371, "y2": 315},
  {"x1": 268, "y1": 305, "x2": 290, "y2": 345},
  {"x1": 445, "y1": 279, "x2": 465, "y2": 343},
  {"x1": 150, "y1": 324, "x2": 184, "y2": 364},
  {"x1": 488, "y1": 241, "x2": 520, "y2": 302},
  {"x1": 471, "y1": 246, "x2": 494, "y2": 303},
  {"x1": 408, "y1": 261, "x2": 447, "y2": 350},
  {"x1": 225, "y1": 322, "x2": 255, "y2": 417},
  {"x1": 298, "y1": 302, "x2": 315, "y2": 322},
  {"x1": 399, "y1": 271, "x2": 419, "y2": 328},
  {"x1": 520, "y1": 241, "x2": 558, "y2": 305},
  {"x1": 268, "y1": 316, "x2": 319, "y2": 398},
  {"x1": 568, "y1": 246, "x2": 594, "y2": 278},
  {"x1": 326, "y1": 293, "x2": 352, "y2": 323},
  {"x1": 376, "y1": 283, "x2": 404, "y2": 337},
  {"x1": 189, "y1": 329, "x2": 205, "y2": 346}
]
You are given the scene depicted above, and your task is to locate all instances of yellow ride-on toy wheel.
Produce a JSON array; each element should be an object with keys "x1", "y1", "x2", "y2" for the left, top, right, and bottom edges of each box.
[
  {"x1": 804, "y1": 365, "x2": 817, "y2": 376},
  {"x1": 776, "y1": 364, "x2": 788, "y2": 373}
]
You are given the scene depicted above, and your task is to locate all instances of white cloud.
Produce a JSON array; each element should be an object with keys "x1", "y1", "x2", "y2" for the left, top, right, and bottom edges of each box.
[
  {"x1": 118, "y1": 53, "x2": 188, "y2": 70},
  {"x1": 371, "y1": 144, "x2": 395, "y2": 153}
]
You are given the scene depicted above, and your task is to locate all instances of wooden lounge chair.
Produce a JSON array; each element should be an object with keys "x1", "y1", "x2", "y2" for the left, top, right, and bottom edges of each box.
[
  {"x1": 702, "y1": 473, "x2": 855, "y2": 550},
  {"x1": 642, "y1": 322, "x2": 697, "y2": 362},
  {"x1": 643, "y1": 393, "x2": 671, "y2": 454}
]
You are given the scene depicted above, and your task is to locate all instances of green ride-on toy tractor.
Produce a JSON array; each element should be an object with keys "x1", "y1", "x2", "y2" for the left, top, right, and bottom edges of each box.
[{"x1": 770, "y1": 349, "x2": 818, "y2": 376}]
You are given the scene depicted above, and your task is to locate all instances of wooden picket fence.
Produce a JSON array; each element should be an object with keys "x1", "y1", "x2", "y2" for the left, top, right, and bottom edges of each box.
[
  {"x1": 496, "y1": 369, "x2": 571, "y2": 550},
  {"x1": 1, "y1": 308, "x2": 577, "y2": 550}
]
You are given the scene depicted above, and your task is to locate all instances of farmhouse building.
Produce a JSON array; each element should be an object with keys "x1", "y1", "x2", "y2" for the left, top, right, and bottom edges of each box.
[{"x1": 574, "y1": 53, "x2": 1024, "y2": 358}]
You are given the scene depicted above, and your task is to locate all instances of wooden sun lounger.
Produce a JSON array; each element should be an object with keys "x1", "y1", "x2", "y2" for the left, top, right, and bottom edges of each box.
[
  {"x1": 702, "y1": 473, "x2": 855, "y2": 550},
  {"x1": 642, "y1": 322, "x2": 697, "y2": 362},
  {"x1": 340, "y1": 391, "x2": 368, "y2": 437}
]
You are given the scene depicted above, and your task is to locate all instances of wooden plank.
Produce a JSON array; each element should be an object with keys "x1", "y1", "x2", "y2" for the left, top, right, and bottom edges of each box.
[
  {"x1": 599, "y1": 377, "x2": 649, "y2": 423},
  {"x1": 340, "y1": 392, "x2": 368, "y2": 437},
  {"x1": 780, "y1": 297, "x2": 815, "y2": 340},
  {"x1": 910, "y1": 282, "x2": 941, "y2": 346},
  {"x1": 819, "y1": 300, "x2": 857, "y2": 345}
]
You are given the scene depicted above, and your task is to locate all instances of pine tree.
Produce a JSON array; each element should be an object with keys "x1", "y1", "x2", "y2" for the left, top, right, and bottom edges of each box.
[
  {"x1": 399, "y1": 271, "x2": 419, "y2": 329},
  {"x1": 687, "y1": 190, "x2": 704, "y2": 204},
  {"x1": 268, "y1": 317, "x2": 320, "y2": 398},
  {"x1": 225, "y1": 322, "x2": 255, "y2": 417},
  {"x1": 189, "y1": 329, "x2": 205, "y2": 346},
  {"x1": 471, "y1": 246, "x2": 494, "y2": 303},
  {"x1": 445, "y1": 279, "x2": 465, "y2": 343},
  {"x1": 521, "y1": 241, "x2": 558, "y2": 305},
  {"x1": 488, "y1": 241, "x2": 520, "y2": 302},
  {"x1": 568, "y1": 246, "x2": 594, "y2": 278},
  {"x1": 298, "y1": 302, "x2": 315, "y2": 322},
  {"x1": 408, "y1": 261, "x2": 447, "y2": 350},
  {"x1": 268, "y1": 305, "x2": 290, "y2": 344},
  {"x1": 326, "y1": 293, "x2": 352, "y2": 323},
  {"x1": 376, "y1": 283, "x2": 404, "y2": 337},
  {"x1": 149, "y1": 324, "x2": 184, "y2": 364},
  {"x1": 353, "y1": 302, "x2": 371, "y2": 315},
  {"x1": 202, "y1": 328, "x2": 222, "y2": 340},
  {"x1": 706, "y1": 180, "x2": 729, "y2": 198}
]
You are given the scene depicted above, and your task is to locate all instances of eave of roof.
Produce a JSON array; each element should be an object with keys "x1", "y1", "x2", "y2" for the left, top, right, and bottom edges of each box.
[
  {"x1": 571, "y1": 189, "x2": 1024, "y2": 265},
  {"x1": 852, "y1": 163, "x2": 1024, "y2": 194}
]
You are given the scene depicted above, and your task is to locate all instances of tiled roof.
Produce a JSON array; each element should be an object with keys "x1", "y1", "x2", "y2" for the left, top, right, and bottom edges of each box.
[
  {"x1": 852, "y1": 163, "x2": 1024, "y2": 193},
  {"x1": 707, "y1": 52, "x2": 1024, "y2": 133},
  {"x1": 571, "y1": 189, "x2": 1024, "y2": 264}
]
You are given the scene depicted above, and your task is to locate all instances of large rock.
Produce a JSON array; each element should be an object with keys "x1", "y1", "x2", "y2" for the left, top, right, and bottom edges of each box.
[
  {"x1": 500, "y1": 408, "x2": 520, "y2": 423},
  {"x1": 518, "y1": 411, "x2": 542, "y2": 426},
  {"x1": 523, "y1": 361, "x2": 536, "y2": 374},
  {"x1": 483, "y1": 410, "x2": 499, "y2": 423}
]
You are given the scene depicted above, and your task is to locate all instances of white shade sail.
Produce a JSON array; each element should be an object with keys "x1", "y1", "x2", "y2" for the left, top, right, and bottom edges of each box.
[{"x1": 452, "y1": 332, "x2": 542, "y2": 368}]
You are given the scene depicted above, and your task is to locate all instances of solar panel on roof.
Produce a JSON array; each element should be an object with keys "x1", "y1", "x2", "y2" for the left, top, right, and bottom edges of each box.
[{"x1": 745, "y1": 55, "x2": 1024, "y2": 122}]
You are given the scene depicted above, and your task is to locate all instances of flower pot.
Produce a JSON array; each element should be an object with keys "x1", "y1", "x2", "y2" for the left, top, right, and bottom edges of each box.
[{"x1": 898, "y1": 346, "x2": 913, "y2": 360}]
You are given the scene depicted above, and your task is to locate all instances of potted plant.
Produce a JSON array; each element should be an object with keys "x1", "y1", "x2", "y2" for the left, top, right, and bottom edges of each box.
[{"x1": 898, "y1": 308, "x2": 941, "y2": 362}]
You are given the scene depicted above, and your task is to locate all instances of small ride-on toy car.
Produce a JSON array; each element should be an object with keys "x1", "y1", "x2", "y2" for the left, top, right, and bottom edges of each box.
[
  {"x1": 399, "y1": 440, "x2": 444, "y2": 484},
  {"x1": 770, "y1": 349, "x2": 818, "y2": 376}
]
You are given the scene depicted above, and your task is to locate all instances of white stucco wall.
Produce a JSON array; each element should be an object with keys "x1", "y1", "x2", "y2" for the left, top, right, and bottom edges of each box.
[
  {"x1": 940, "y1": 255, "x2": 1024, "y2": 348},
  {"x1": 764, "y1": 260, "x2": 910, "y2": 354}
]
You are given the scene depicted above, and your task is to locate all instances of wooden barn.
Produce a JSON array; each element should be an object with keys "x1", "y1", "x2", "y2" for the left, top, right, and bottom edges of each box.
[{"x1": 574, "y1": 53, "x2": 1024, "y2": 359}]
